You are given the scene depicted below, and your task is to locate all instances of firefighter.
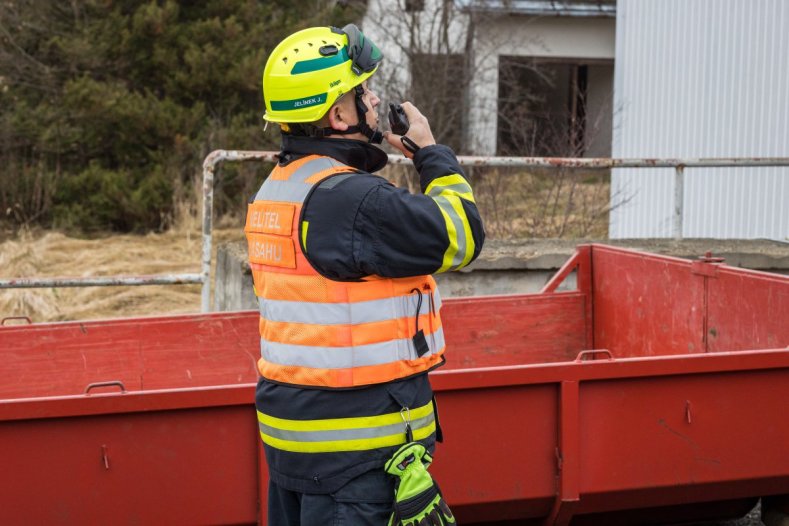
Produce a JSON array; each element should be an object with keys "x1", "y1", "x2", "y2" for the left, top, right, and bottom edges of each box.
[{"x1": 247, "y1": 24, "x2": 484, "y2": 525}]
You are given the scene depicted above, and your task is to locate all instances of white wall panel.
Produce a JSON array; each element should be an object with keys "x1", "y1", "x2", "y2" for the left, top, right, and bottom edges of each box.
[{"x1": 610, "y1": 0, "x2": 789, "y2": 239}]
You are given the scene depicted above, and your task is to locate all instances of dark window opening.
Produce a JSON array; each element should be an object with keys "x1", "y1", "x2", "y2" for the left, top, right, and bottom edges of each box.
[
  {"x1": 497, "y1": 57, "x2": 613, "y2": 157},
  {"x1": 404, "y1": 0, "x2": 425, "y2": 12}
]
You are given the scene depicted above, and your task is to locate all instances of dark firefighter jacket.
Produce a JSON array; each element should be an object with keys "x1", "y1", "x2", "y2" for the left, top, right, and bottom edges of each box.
[{"x1": 254, "y1": 134, "x2": 485, "y2": 494}]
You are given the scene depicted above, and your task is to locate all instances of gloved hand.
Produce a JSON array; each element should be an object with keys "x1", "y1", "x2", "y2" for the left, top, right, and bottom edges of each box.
[
  {"x1": 385, "y1": 442, "x2": 456, "y2": 526},
  {"x1": 384, "y1": 102, "x2": 435, "y2": 160}
]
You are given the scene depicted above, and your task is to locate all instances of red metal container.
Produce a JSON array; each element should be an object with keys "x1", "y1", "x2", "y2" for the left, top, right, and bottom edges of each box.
[{"x1": 1, "y1": 245, "x2": 788, "y2": 525}]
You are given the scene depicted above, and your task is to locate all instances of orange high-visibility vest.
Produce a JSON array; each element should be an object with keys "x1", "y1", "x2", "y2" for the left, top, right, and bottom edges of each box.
[{"x1": 244, "y1": 154, "x2": 446, "y2": 389}]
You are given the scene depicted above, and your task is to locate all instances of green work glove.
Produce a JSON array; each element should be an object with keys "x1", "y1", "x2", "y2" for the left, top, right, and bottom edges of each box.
[{"x1": 385, "y1": 442, "x2": 456, "y2": 526}]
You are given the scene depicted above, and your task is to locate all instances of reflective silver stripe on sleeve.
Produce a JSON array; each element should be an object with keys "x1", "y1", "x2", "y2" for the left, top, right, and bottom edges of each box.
[
  {"x1": 260, "y1": 327, "x2": 446, "y2": 368},
  {"x1": 259, "y1": 412, "x2": 435, "y2": 443},
  {"x1": 259, "y1": 294, "x2": 434, "y2": 325},
  {"x1": 427, "y1": 182, "x2": 473, "y2": 198},
  {"x1": 433, "y1": 195, "x2": 468, "y2": 269}
]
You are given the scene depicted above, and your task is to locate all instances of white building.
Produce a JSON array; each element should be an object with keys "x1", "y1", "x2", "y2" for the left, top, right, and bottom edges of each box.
[
  {"x1": 363, "y1": 0, "x2": 789, "y2": 240},
  {"x1": 364, "y1": 0, "x2": 616, "y2": 157}
]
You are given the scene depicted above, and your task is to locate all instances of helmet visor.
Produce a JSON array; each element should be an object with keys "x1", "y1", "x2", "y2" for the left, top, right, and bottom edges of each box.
[{"x1": 338, "y1": 24, "x2": 383, "y2": 76}]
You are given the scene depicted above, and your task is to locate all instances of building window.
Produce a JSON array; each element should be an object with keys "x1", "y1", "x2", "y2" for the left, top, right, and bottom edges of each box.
[
  {"x1": 404, "y1": 0, "x2": 425, "y2": 12},
  {"x1": 497, "y1": 56, "x2": 613, "y2": 157}
]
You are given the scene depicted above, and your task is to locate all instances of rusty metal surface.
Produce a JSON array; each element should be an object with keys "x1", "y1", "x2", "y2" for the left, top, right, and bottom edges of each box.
[
  {"x1": 674, "y1": 165, "x2": 685, "y2": 239},
  {"x1": 391, "y1": 155, "x2": 789, "y2": 168},
  {"x1": 1, "y1": 316, "x2": 32, "y2": 325},
  {"x1": 200, "y1": 150, "x2": 279, "y2": 312},
  {"x1": 0, "y1": 273, "x2": 201, "y2": 289}
]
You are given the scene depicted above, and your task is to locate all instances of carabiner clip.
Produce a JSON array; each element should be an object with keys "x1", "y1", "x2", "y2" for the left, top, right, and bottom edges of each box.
[{"x1": 400, "y1": 406, "x2": 414, "y2": 443}]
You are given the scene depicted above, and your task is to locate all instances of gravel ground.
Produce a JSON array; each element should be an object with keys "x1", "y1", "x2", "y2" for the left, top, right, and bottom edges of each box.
[{"x1": 671, "y1": 502, "x2": 764, "y2": 526}]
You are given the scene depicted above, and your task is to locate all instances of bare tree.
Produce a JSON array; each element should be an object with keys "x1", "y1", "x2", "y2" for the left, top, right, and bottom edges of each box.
[
  {"x1": 363, "y1": 0, "x2": 507, "y2": 153},
  {"x1": 491, "y1": 55, "x2": 627, "y2": 238},
  {"x1": 365, "y1": 0, "x2": 628, "y2": 239}
]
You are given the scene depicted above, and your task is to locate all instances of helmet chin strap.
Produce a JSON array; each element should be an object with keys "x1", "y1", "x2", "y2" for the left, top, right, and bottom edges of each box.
[{"x1": 321, "y1": 86, "x2": 383, "y2": 144}]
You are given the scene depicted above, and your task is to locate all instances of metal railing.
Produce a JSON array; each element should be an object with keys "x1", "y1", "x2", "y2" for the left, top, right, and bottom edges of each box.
[{"x1": 2, "y1": 151, "x2": 788, "y2": 313}]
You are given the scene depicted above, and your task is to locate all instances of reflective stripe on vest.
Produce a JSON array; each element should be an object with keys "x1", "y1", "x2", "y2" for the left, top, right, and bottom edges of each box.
[
  {"x1": 254, "y1": 156, "x2": 348, "y2": 203},
  {"x1": 260, "y1": 327, "x2": 446, "y2": 368},
  {"x1": 257, "y1": 400, "x2": 436, "y2": 453},
  {"x1": 246, "y1": 155, "x2": 446, "y2": 389},
  {"x1": 258, "y1": 289, "x2": 442, "y2": 325}
]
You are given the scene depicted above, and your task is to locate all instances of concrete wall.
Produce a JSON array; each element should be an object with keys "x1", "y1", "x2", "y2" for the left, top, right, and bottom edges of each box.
[{"x1": 214, "y1": 239, "x2": 789, "y2": 312}]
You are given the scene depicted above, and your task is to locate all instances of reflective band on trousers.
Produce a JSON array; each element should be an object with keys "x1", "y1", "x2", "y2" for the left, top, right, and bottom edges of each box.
[
  {"x1": 258, "y1": 290, "x2": 442, "y2": 325},
  {"x1": 258, "y1": 400, "x2": 436, "y2": 453},
  {"x1": 261, "y1": 327, "x2": 446, "y2": 368}
]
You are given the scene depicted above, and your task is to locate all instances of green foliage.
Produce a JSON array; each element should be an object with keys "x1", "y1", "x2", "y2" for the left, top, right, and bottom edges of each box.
[{"x1": 0, "y1": 0, "x2": 366, "y2": 232}]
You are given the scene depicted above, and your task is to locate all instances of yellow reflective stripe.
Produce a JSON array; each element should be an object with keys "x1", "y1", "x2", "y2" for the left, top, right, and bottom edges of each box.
[
  {"x1": 434, "y1": 202, "x2": 459, "y2": 273},
  {"x1": 259, "y1": 420, "x2": 436, "y2": 453},
  {"x1": 449, "y1": 195, "x2": 475, "y2": 268},
  {"x1": 433, "y1": 195, "x2": 475, "y2": 272},
  {"x1": 426, "y1": 174, "x2": 476, "y2": 272},
  {"x1": 425, "y1": 174, "x2": 475, "y2": 203},
  {"x1": 301, "y1": 220, "x2": 309, "y2": 253},
  {"x1": 257, "y1": 400, "x2": 437, "y2": 453},
  {"x1": 257, "y1": 400, "x2": 434, "y2": 432}
]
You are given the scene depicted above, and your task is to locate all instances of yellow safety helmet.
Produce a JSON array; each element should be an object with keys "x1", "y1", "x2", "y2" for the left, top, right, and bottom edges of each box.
[{"x1": 262, "y1": 24, "x2": 383, "y2": 124}]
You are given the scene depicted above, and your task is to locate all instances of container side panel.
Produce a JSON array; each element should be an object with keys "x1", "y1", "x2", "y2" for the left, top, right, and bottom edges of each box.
[
  {"x1": 431, "y1": 384, "x2": 558, "y2": 522},
  {"x1": 138, "y1": 315, "x2": 259, "y2": 390},
  {"x1": 0, "y1": 405, "x2": 259, "y2": 525},
  {"x1": 0, "y1": 291, "x2": 591, "y2": 400},
  {"x1": 577, "y1": 368, "x2": 789, "y2": 513},
  {"x1": 706, "y1": 267, "x2": 789, "y2": 353},
  {"x1": 0, "y1": 313, "x2": 261, "y2": 399},
  {"x1": 0, "y1": 323, "x2": 145, "y2": 399},
  {"x1": 441, "y1": 293, "x2": 588, "y2": 369},
  {"x1": 592, "y1": 248, "x2": 705, "y2": 357}
]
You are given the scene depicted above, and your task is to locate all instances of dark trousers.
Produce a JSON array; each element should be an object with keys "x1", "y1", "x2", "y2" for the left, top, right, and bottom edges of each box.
[{"x1": 267, "y1": 469, "x2": 395, "y2": 526}]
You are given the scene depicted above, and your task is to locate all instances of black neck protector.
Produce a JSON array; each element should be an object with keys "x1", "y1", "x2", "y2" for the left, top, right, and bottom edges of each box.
[{"x1": 279, "y1": 134, "x2": 389, "y2": 173}]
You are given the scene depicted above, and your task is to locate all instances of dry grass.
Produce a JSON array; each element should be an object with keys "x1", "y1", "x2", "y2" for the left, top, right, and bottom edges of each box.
[
  {"x1": 382, "y1": 164, "x2": 615, "y2": 239},
  {"x1": 0, "y1": 223, "x2": 245, "y2": 323},
  {"x1": 474, "y1": 168, "x2": 613, "y2": 239},
  {"x1": 0, "y1": 166, "x2": 615, "y2": 323}
]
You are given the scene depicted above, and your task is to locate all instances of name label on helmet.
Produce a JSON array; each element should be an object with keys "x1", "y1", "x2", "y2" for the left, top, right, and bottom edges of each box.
[
  {"x1": 245, "y1": 202, "x2": 294, "y2": 236},
  {"x1": 270, "y1": 93, "x2": 328, "y2": 111},
  {"x1": 295, "y1": 97, "x2": 320, "y2": 108}
]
